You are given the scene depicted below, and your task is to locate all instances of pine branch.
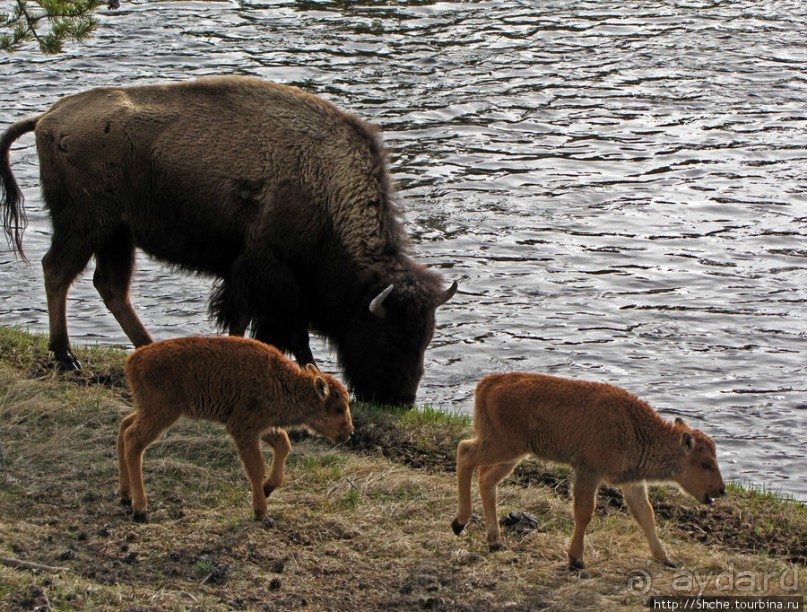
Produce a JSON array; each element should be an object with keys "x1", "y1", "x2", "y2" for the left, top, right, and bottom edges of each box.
[{"x1": 1, "y1": 0, "x2": 107, "y2": 55}]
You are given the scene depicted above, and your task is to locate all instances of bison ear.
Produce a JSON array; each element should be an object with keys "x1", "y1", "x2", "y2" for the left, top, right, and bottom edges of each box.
[
  {"x1": 369, "y1": 284, "x2": 394, "y2": 319},
  {"x1": 682, "y1": 432, "x2": 695, "y2": 452},
  {"x1": 436, "y1": 281, "x2": 458, "y2": 307},
  {"x1": 314, "y1": 376, "x2": 330, "y2": 401}
]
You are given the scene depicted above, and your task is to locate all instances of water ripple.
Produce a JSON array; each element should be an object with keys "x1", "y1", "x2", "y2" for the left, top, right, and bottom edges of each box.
[{"x1": 1, "y1": 0, "x2": 805, "y2": 499}]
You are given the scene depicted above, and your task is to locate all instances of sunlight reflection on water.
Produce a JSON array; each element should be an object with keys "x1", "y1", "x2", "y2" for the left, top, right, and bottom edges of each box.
[{"x1": 0, "y1": 0, "x2": 805, "y2": 499}]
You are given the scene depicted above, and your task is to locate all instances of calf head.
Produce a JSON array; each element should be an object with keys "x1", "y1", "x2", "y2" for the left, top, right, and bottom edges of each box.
[
  {"x1": 673, "y1": 418, "x2": 726, "y2": 504},
  {"x1": 307, "y1": 368, "x2": 354, "y2": 444}
]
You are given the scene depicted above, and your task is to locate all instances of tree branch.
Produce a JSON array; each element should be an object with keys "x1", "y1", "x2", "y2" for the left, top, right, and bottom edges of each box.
[{"x1": 0, "y1": 556, "x2": 69, "y2": 573}]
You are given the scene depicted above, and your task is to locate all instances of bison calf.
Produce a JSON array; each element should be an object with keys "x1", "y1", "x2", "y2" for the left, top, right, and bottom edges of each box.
[
  {"x1": 118, "y1": 336, "x2": 353, "y2": 522},
  {"x1": 452, "y1": 373, "x2": 725, "y2": 569}
]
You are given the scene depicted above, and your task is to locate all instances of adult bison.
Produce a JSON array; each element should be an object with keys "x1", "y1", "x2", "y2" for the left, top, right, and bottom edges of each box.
[{"x1": 0, "y1": 76, "x2": 456, "y2": 405}]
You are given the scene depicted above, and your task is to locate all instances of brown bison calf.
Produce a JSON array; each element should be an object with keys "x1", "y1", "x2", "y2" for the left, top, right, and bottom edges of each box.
[
  {"x1": 118, "y1": 336, "x2": 353, "y2": 522},
  {"x1": 452, "y1": 373, "x2": 725, "y2": 569}
]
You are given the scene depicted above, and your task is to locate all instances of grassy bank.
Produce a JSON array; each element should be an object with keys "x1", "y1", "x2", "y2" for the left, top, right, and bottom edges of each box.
[{"x1": 0, "y1": 327, "x2": 804, "y2": 610}]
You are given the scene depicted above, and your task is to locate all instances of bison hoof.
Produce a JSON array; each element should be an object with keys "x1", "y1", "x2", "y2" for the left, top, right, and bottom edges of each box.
[
  {"x1": 132, "y1": 511, "x2": 148, "y2": 523},
  {"x1": 569, "y1": 558, "x2": 586, "y2": 571},
  {"x1": 451, "y1": 518, "x2": 466, "y2": 536},
  {"x1": 53, "y1": 350, "x2": 82, "y2": 371}
]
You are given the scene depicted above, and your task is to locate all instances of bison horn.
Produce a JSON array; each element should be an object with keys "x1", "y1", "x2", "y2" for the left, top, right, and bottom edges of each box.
[
  {"x1": 369, "y1": 284, "x2": 394, "y2": 318},
  {"x1": 437, "y1": 281, "x2": 458, "y2": 307}
]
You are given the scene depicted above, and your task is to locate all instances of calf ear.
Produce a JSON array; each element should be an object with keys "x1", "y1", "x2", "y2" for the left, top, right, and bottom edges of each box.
[
  {"x1": 314, "y1": 376, "x2": 330, "y2": 401},
  {"x1": 306, "y1": 363, "x2": 321, "y2": 375},
  {"x1": 681, "y1": 432, "x2": 695, "y2": 452},
  {"x1": 675, "y1": 417, "x2": 686, "y2": 427}
]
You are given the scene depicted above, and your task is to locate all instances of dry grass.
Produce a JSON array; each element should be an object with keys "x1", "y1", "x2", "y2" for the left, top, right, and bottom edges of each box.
[{"x1": 0, "y1": 328, "x2": 804, "y2": 610}]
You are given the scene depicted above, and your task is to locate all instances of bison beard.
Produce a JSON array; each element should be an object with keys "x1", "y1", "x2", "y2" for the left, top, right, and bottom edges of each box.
[{"x1": 0, "y1": 77, "x2": 457, "y2": 406}]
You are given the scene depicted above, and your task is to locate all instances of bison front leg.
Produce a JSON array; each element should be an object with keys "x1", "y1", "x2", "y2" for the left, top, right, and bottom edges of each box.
[
  {"x1": 623, "y1": 483, "x2": 676, "y2": 567},
  {"x1": 253, "y1": 316, "x2": 315, "y2": 366},
  {"x1": 262, "y1": 429, "x2": 291, "y2": 497},
  {"x1": 93, "y1": 234, "x2": 153, "y2": 348},
  {"x1": 231, "y1": 254, "x2": 315, "y2": 365}
]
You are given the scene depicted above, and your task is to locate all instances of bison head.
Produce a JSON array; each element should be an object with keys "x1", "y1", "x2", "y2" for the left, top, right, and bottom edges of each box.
[{"x1": 336, "y1": 279, "x2": 457, "y2": 406}]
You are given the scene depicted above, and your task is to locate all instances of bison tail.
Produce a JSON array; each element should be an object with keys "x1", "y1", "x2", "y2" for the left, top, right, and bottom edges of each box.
[{"x1": 1, "y1": 116, "x2": 39, "y2": 262}]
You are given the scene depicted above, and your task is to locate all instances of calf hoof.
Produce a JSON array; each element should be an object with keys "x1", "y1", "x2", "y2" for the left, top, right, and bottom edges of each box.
[
  {"x1": 569, "y1": 557, "x2": 586, "y2": 571},
  {"x1": 120, "y1": 497, "x2": 132, "y2": 508},
  {"x1": 451, "y1": 518, "x2": 466, "y2": 536},
  {"x1": 488, "y1": 541, "x2": 505, "y2": 552},
  {"x1": 263, "y1": 482, "x2": 276, "y2": 497},
  {"x1": 132, "y1": 511, "x2": 148, "y2": 524},
  {"x1": 253, "y1": 509, "x2": 267, "y2": 521},
  {"x1": 258, "y1": 515, "x2": 275, "y2": 527},
  {"x1": 659, "y1": 557, "x2": 678, "y2": 569}
]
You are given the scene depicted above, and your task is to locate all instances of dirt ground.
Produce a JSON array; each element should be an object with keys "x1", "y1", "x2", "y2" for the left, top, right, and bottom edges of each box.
[{"x1": 0, "y1": 332, "x2": 804, "y2": 610}]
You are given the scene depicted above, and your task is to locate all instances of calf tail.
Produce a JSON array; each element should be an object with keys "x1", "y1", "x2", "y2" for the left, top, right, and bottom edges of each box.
[{"x1": 1, "y1": 116, "x2": 39, "y2": 262}]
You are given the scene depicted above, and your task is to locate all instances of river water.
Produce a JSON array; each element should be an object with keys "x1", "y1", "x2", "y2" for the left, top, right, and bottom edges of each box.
[{"x1": 1, "y1": 0, "x2": 805, "y2": 500}]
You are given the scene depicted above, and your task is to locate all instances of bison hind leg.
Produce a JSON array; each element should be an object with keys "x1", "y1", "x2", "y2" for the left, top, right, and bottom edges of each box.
[{"x1": 42, "y1": 232, "x2": 94, "y2": 371}]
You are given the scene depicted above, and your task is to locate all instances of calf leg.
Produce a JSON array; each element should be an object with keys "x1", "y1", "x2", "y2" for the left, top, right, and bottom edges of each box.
[
  {"x1": 568, "y1": 469, "x2": 600, "y2": 570},
  {"x1": 478, "y1": 460, "x2": 520, "y2": 550},
  {"x1": 453, "y1": 438, "x2": 480, "y2": 535},
  {"x1": 123, "y1": 411, "x2": 179, "y2": 522},
  {"x1": 42, "y1": 234, "x2": 93, "y2": 370},
  {"x1": 453, "y1": 438, "x2": 523, "y2": 541},
  {"x1": 229, "y1": 427, "x2": 268, "y2": 519},
  {"x1": 117, "y1": 412, "x2": 138, "y2": 505},
  {"x1": 623, "y1": 483, "x2": 675, "y2": 567},
  {"x1": 262, "y1": 429, "x2": 291, "y2": 497},
  {"x1": 93, "y1": 232, "x2": 153, "y2": 347}
]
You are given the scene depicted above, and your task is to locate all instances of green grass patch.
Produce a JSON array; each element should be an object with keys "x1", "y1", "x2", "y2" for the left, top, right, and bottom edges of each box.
[{"x1": 295, "y1": 453, "x2": 348, "y2": 482}]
